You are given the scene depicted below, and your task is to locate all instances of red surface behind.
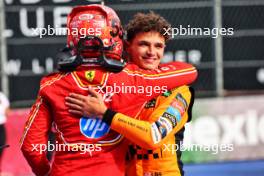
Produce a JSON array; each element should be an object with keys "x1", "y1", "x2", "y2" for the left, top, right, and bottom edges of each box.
[{"x1": 1, "y1": 108, "x2": 33, "y2": 175}]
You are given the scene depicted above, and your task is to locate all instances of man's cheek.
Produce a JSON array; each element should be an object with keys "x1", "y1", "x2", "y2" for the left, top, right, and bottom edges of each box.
[
  {"x1": 155, "y1": 59, "x2": 161, "y2": 65},
  {"x1": 137, "y1": 48, "x2": 146, "y2": 56},
  {"x1": 158, "y1": 51, "x2": 164, "y2": 59}
]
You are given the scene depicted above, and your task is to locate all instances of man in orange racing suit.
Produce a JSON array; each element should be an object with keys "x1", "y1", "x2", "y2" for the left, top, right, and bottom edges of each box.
[
  {"x1": 20, "y1": 5, "x2": 197, "y2": 176},
  {"x1": 68, "y1": 86, "x2": 193, "y2": 176},
  {"x1": 65, "y1": 12, "x2": 195, "y2": 176}
]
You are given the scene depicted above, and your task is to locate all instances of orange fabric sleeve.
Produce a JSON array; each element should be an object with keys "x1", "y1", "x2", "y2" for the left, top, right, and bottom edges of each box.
[{"x1": 110, "y1": 86, "x2": 193, "y2": 149}]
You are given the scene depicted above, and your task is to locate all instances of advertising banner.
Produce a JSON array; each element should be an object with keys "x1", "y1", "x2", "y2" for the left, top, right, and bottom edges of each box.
[{"x1": 183, "y1": 95, "x2": 264, "y2": 163}]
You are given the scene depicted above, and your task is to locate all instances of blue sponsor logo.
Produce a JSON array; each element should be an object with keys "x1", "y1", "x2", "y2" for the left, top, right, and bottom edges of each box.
[
  {"x1": 80, "y1": 117, "x2": 110, "y2": 139},
  {"x1": 155, "y1": 121, "x2": 167, "y2": 138},
  {"x1": 166, "y1": 106, "x2": 181, "y2": 122}
]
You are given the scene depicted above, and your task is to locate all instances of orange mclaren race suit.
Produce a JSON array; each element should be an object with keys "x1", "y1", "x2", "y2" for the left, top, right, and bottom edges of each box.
[
  {"x1": 20, "y1": 62, "x2": 197, "y2": 176},
  {"x1": 102, "y1": 86, "x2": 194, "y2": 176}
]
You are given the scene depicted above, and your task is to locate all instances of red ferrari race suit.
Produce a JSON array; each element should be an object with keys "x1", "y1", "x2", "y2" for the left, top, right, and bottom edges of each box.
[{"x1": 20, "y1": 62, "x2": 197, "y2": 176}]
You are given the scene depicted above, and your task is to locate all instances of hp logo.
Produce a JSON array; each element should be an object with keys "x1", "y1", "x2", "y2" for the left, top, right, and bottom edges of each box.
[{"x1": 80, "y1": 117, "x2": 110, "y2": 139}]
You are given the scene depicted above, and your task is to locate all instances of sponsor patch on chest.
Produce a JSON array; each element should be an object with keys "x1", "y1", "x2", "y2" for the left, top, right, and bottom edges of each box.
[{"x1": 79, "y1": 117, "x2": 110, "y2": 139}]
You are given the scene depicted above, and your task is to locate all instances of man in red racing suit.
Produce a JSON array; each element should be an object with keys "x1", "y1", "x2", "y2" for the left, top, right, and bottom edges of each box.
[
  {"x1": 20, "y1": 4, "x2": 197, "y2": 176},
  {"x1": 20, "y1": 63, "x2": 197, "y2": 176}
]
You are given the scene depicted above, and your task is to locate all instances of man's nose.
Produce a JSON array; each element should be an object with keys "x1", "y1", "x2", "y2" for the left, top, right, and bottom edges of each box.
[{"x1": 147, "y1": 45, "x2": 155, "y2": 55}]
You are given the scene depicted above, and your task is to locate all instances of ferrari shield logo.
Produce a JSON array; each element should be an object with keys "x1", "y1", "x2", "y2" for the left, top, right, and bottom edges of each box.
[{"x1": 85, "y1": 70, "x2": 95, "y2": 82}]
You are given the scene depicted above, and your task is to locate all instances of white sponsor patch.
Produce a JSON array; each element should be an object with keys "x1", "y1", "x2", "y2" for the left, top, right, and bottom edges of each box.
[
  {"x1": 151, "y1": 123, "x2": 162, "y2": 144},
  {"x1": 162, "y1": 112, "x2": 177, "y2": 127}
]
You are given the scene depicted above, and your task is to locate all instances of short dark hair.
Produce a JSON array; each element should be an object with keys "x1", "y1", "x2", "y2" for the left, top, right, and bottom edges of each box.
[{"x1": 125, "y1": 11, "x2": 171, "y2": 42}]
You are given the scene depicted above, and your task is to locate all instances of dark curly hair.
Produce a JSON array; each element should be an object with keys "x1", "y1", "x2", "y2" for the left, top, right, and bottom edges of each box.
[{"x1": 125, "y1": 11, "x2": 171, "y2": 42}]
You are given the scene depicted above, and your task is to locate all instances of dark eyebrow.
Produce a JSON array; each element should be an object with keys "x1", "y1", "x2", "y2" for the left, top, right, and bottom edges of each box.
[
  {"x1": 138, "y1": 40, "x2": 150, "y2": 45},
  {"x1": 155, "y1": 42, "x2": 165, "y2": 48}
]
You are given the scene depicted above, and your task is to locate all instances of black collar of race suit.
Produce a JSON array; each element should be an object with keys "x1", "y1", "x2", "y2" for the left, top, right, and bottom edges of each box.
[{"x1": 57, "y1": 36, "x2": 125, "y2": 72}]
